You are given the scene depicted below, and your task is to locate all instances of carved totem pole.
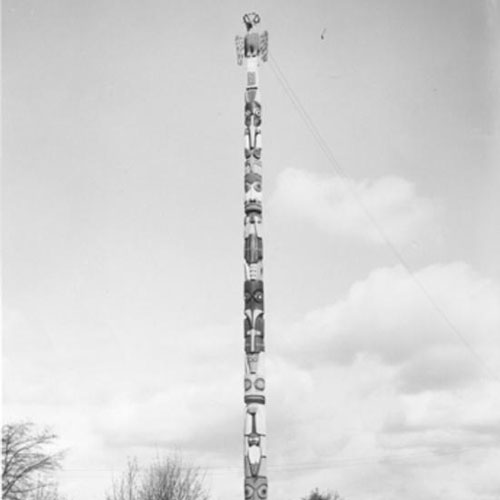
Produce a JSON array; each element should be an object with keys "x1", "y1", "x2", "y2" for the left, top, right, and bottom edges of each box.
[{"x1": 235, "y1": 13, "x2": 269, "y2": 500}]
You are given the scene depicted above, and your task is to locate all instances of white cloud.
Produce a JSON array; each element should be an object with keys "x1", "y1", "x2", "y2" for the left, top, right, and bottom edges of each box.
[
  {"x1": 270, "y1": 168, "x2": 436, "y2": 246},
  {"x1": 278, "y1": 261, "x2": 500, "y2": 386},
  {"x1": 262, "y1": 261, "x2": 500, "y2": 498}
]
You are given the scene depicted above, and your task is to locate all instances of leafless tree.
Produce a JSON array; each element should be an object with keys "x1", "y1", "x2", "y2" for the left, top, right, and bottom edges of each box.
[
  {"x1": 30, "y1": 483, "x2": 67, "y2": 500},
  {"x1": 106, "y1": 458, "x2": 140, "y2": 500},
  {"x1": 301, "y1": 488, "x2": 345, "y2": 500},
  {"x1": 106, "y1": 455, "x2": 209, "y2": 500},
  {"x1": 2, "y1": 422, "x2": 65, "y2": 500}
]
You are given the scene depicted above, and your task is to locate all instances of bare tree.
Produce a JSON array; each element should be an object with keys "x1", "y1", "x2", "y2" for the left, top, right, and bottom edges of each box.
[
  {"x1": 30, "y1": 483, "x2": 67, "y2": 500},
  {"x1": 106, "y1": 455, "x2": 209, "y2": 500},
  {"x1": 106, "y1": 458, "x2": 140, "y2": 500},
  {"x1": 301, "y1": 488, "x2": 345, "y2": 500},
  {"x1": 2, "y1": 422, "x2": 65, "y2": 500}
]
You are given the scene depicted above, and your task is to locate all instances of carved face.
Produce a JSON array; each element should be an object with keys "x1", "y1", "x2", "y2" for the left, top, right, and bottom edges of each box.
[
  {"x1": 245, "y1": 100, "x2": 262, "y2": 127},
  {"x1": 245, "y1": 159, "x2": 262, "y2": 177},
  {"x1": 244, "y1": 309, "x2": 264, "y2": 354},
  {"x1": 244, "y1": 128, "x2": 262, "y2": 160},
  {"x1": 246, "y1": 353, "x2": 260, "y2": 373},
  {"x1": 248, "y1": 434, "x2": 260, "y2": 446},
  {"x1": 245, "y1": 353, "x2": 266, "y2": 404},
  {"x1": 244, "y1": 280, "x2": 264, "y2": 311},
  {"x1": 245, "y1": 478, "x2": 268, "y2": 500},
  {"x1": 244, "y1": 373, "x2": 266, "y2": 404},
  {"x1": 245, "y1": 171, "x2": 262, "y2": 190},
  {"x1": 244, "y1": 213, "x2": 262, "y2": 238},
  {"x1": 245, "y1": 435, "x2": 264, "y2": 477},
  {"x1": 245, "y1": 172, "x2": 262, "y2": 213},
  {"x1": 243, "y1": 13, "x2": 260, "y2": 31},
  {"x1": 244, "y1": 307, "x2": 264, "y2": 333}
]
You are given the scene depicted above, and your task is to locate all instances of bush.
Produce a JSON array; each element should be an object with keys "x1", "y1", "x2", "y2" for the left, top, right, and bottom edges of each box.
[
  {"x1": 106, "y1": 455, "x2": 209, "y2": 500},
  {"x1": 302, "y1": 488, "x2": 345, "y2": 500}
]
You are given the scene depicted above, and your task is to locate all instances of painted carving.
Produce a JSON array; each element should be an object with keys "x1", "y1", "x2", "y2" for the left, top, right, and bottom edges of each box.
[
  {"x1": 244, "y1": 478, "x2": 268, "y2": 500},
  {"x1": 244, "y1": 280, "x2": 264, "y2": 311},
  {"x1": 244, "y1": 32, "x2": 261, "y2": 58},
  {"x1": 245, "y1": 97, "x2": 262, "y2": 127},
  {"x1": 241, "y1": 13, "x2": 268, "y2": 64},
  {"x1": 244, "y1": 260, "x2": 263, "y2": 281},
  {"x1": 235, "y1": 36, "x2": 245, "y2": 65},
  {"x1": 246, "y1": 353, "x2": 260, "y2": 373},
  {"x1": 243, "y1": 12, "x2": 261, "y2": 32},
  {"x1": 244, "y1": 212, "x2": 262, "y2": 234},
  {"x1": 245, "y1": 159, "x2": 262, "y2": 177},
  {"x1": 244, "y1": 307, "x2": 264, "y2": 353},
  {"x1": 238, "y1": 13, "x2": 268, "y2": 500},
  {"x1": 244, "y1": 127, "x2": 262, "y2": 160},
  {"x1": 244, "y1": 214, "x2": 263, "y2": 280},
  {"x1": 244, "y1": 404, "x2": 266, "y2": 466},
  {"x1": 244, "y1": 403, "x2": 267, "y2": 499},
  {"x1": 244, "y1": 171, "x2": 262, "y2": 214},
  {"x1": 245, "y1": 353, "x2": 266, "y2": 405},
  {"x1": 260, "y1": 32, "x2": 269, "y2": 62}
]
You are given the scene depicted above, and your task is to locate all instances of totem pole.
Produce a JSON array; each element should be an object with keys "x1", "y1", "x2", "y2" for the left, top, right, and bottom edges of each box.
[{"x1": 236, "y1": 13, "x2": 269, "y2": 500}]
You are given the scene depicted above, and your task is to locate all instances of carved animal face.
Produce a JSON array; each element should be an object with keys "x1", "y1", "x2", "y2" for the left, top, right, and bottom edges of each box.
[
  {"x1": 245, "y1": 100, "x2": 262, "y2": 127},
  {"x1": 244, "y1": 309, "x2": 264, "y2": 354},
  {"x1": 245, "y1": 354, "x2": 266, "y2": 404},
  {"x1": 245, "y1": 477, "x2": 268, "y2": 500},
  {"x1": 245, "y1": 160, "x2": 262, "y2": 177},
  {"x1": 244, "y1": 213, "x2": 262, "y2": 236},
  {"x1": 244, "y1": 373, "x2": 266, "y2": 404},
  {"x1": 244, "y1": 307, "x2": 264, "y2": 334},
  {"x1": 245, "y1": 172, "x2": 262, "y2": 213},
  {"x1": 245, "y1": 436, "x2": 264, "y2": 477},
  {"x1": 244, "y1": 280, "x2": 264, "y2": 311},
  {"x1": 244, "y1": 128, "x2": 262, "y2": 160}
]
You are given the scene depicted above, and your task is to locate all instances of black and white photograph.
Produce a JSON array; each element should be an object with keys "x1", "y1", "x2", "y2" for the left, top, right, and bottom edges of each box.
[{"x1": 3, "y1": 1, "x2": 500, "y2": 499}]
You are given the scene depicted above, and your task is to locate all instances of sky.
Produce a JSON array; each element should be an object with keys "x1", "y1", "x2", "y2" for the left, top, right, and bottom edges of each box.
[{"x1": 2, "y1": 0, "x2": 500, "y2": 499}]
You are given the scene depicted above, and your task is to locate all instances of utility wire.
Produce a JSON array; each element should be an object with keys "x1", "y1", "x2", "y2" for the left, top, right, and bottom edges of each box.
[
  {"x1": 58, "y1": 444, "x2": 480, "y2": 475},
  {"x1": 268, "y1": 54, "x2": 499, "y2": 382}
]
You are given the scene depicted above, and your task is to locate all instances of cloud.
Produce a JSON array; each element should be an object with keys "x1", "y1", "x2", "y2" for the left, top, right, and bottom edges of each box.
[
  {"x1": 262, "y1": 262, "x2": 500, "y2": 500},
  {"x1": 270, "y1": 168, "x2": 436, "y2": 246},
  {"x1": 278, "y1": 261, "x2": 500, "y2": 392}
]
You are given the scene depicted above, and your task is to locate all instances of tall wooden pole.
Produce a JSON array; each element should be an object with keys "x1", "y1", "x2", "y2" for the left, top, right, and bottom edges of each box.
[{"x1": 236, "y1": 12, "x2": 269, "y2": 500}]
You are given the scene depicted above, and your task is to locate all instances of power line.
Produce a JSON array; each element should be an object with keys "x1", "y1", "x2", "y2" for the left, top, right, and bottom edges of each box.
[
  {"x1": 268, "y1": 54, "x2": 499, "y2": 382},
  {"x1": 57, "y1": 444, "x2": 481, "y2": 475}
]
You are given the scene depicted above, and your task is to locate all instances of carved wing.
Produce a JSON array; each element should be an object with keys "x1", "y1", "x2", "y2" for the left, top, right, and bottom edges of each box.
[
  {"x1": 260, "y1": 31, "x2": 268, "y2": 62},
  {"x1": 235, "y1": 36, "x2": 245, "y2": 65}
]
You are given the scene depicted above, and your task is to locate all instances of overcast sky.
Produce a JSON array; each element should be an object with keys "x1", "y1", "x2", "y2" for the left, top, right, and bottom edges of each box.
[{"x1": 3, "y1": 0, "x2": 500, "y2": 499}]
